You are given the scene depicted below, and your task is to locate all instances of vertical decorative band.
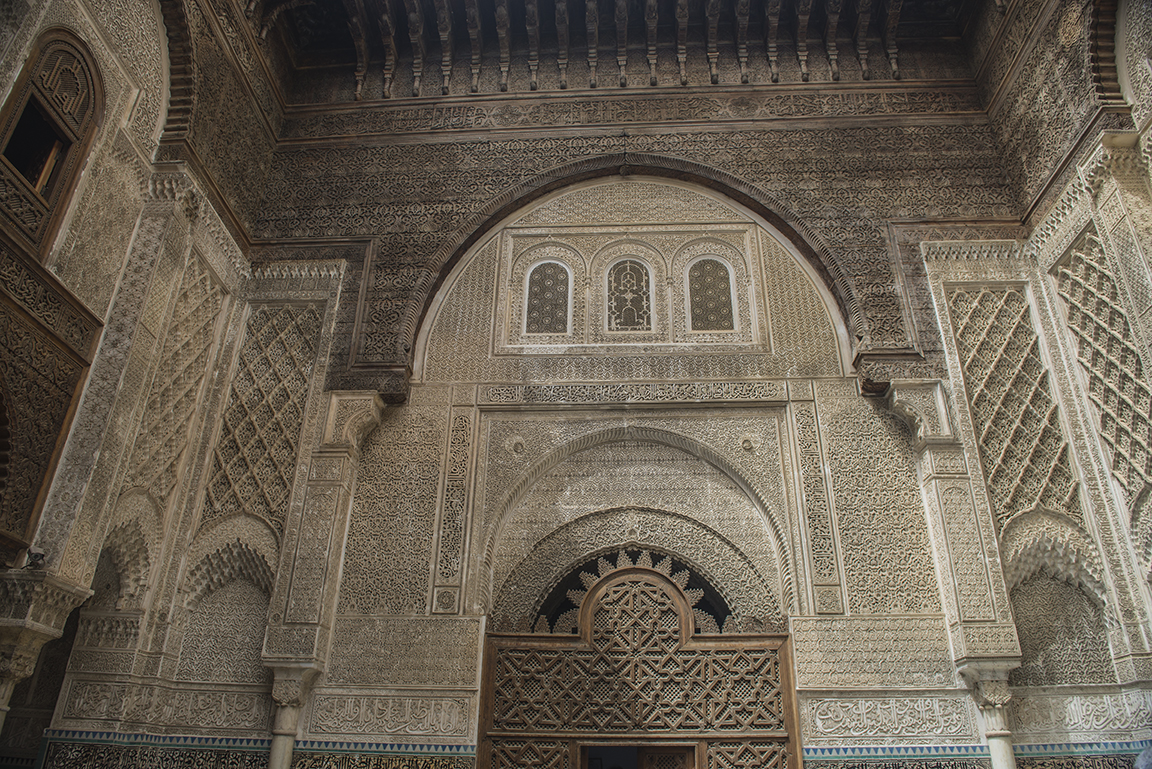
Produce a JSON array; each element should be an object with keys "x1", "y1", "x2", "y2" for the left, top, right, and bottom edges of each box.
[
  {"x1": 792, "y1": 401, "x2": 842, "y2": 613},
  {"x1": 434, "y1": 409, "x2": 473, "y2": 613}
]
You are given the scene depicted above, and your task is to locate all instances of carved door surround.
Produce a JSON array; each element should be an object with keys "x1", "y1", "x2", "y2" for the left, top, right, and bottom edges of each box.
[{"x1": 480, "y1": 566, "x2": 800, "y2": 769}]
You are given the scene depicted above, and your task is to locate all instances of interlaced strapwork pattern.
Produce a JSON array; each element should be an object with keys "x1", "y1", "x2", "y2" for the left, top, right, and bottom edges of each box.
[
  {"x1": 1056, "y1": 235, "x2": 1152, "y2": 566},
  {"x1": 492, "y1": 576, "x2": 785, "y2": 735},
  {"x1": 607, "y1": 260, "x2": 652, "y2": 331},
  {"x1": 688, "y1": 259, "x2": 735, "y2": 331},
  {"x1": 127, "y1": 254, "x2": 224, "y2": 499},
  {"x1": 203, "y1": 304, "x2": 322, "y2": 538},
  {"x1": 490, "y1": 739, "x2": 569, "y2": 769},
  {"x1": 526, "y1": 261, "x2": 569, "y2": 334},
  {"x1": 948, "y1": 287, "x2": 1082, "y2": 531},
  {"x1": 707, "y1": 741, "x2": 788, "y2": 769}
]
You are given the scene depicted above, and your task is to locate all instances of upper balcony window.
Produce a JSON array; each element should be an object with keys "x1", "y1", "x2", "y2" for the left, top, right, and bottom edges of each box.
[{"x1": 0, "y1": 31, "x2": 103, "y2": 256}]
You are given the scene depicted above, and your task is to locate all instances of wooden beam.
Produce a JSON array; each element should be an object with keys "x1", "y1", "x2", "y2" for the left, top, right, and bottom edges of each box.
[
  {"x1": 403, "y1": 0, "x2": 427, "y2": 94},
  {"x1": 556, "y1": 0, "x2": 571, "y2": 88},
  {"x1": 882, "y1": 0, "x2": 903, "y2": 79},
  {"x1": 676, "y1": 0, "x2": 689, "y2": 85},
  {"x1": 433, "y1": 0, "x2": 454, "y2": 93},
  {"x1": 381, "y1": 0, "x2": 399, "y2": 97},
  {"x1": 796, "y1": 0, "x2": 813, "y2": 81},
  {"x1": 824, "y1": 0, "x2": 843, "y2": 80},
  {"x1": 764, "y1": 0, "x2": 781, "y2": 82},
  {"x1": 853, "y1": 0, "x2": 872, "y2": 80},
  {"x1": 615, "y1": 0, "x2": 628, "y2": 86},
  {"x1": 586, "y1": 0, "x2": 600, "y2": 87},
  {"x1": 527, "y1": 0, "x2": 542, "y2": 89},
  {"x1": 464, "y1": 0, "x2": 483, "y2": 92},
  {"x1": 706, "y1": 0, "x2": 720, "y2": 83},
  {"x1": 257, "y1": 0, "x2": 314, "y2": 39},
  {"x1": 495, "y1": 0, "x2": 511, "y2": 90},
  {"x1": 644, "y1": 0, "x2": 658, "y2": 85},
  {"x1": 342, "y1": 0, "x2": 370, "y2": 99},
  {"x1": 736, "y1": 0, "x2": 751, "y2": 83}
]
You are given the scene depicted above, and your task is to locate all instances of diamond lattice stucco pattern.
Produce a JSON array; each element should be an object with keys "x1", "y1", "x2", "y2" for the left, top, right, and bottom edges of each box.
[
  {"x1": 126, "y1": 255, "x2": 225, "y2": 500},
  {"x1": 1057, "y1": 235, "x2": 1152, "y2": 567},
  {"x1": 203, "y1": 304, "x2": 322, "y2": 538},
  {"x1": 1057, "y1": 237, "x2": 1152, "y2": 497},
  {"x1": 948, "y1": 287, "x2": 1082, "y2": 532}
]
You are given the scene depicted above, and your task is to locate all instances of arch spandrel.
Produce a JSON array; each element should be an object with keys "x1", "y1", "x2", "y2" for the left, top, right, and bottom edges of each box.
[{"x1": 474, "y1": 423, "x2": 795, "y2": 617}]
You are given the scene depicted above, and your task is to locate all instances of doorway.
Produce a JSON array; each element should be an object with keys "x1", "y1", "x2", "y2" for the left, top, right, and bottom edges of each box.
[
  {"x1": 479, "y1": 566, "x2": 798, "y2": 769},
  {"x1": 586, "y1": 744, "x2": 697, "y2": 769}
]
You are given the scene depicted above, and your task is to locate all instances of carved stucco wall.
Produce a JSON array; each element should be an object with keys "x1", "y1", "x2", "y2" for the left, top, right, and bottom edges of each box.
[
  {"x1": 487, "y1": 438, "x2": 787, "y2": 630},
  {"x1": 314, "y1": 178, "x2": 974, "y2": 753},
  {"x1": 418, "y1": 179, "x2": 845, "y2": 383},
  {"x1": 972, "y1": 0, "x2": 1134, "y2": 214},
  {"x1": 923, "y1": 139, "x2": 1152, "y2": 743},
  {"x1": 1118, "y1": 0, "x2": 1152, "y2": 128},
  {"x1": 8, "y1": 0, "x2": 1152, "y2": 764}
]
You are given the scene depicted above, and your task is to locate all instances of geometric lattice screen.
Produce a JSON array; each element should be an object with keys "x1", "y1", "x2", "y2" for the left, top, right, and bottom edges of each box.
[
  {"x1": 947, "y1": 286, "x2": 1083, "y2": 532},
  {"x1": 1056, "y1": 233, "x2": 1152, "y2": 567},
  {"x1": 483, "y1": 569, "x2": 796, "y2": 769},
  {"x1": 203, "y1": 304, "x2": 322, "y2": 539}
]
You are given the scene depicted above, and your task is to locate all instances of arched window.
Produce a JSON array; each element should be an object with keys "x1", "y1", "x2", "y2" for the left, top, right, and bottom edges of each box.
[
  {"x1": 525, "y1": 261, "x2": 570, "y2": 334},
  {"x1": 0, "y1": 30, "x2": 103, "y2": 256},
  {"x1": 688, "y1": 258, "x2": 735, "y2": 331},
  {"x1": 607, "y1": 259, "x2": 652, "y2": 331}
]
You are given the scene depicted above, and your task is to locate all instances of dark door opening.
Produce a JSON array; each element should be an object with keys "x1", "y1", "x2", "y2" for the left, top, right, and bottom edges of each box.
[{"x1": 588, "y1": 745, "x2": 637, "y2": 769}]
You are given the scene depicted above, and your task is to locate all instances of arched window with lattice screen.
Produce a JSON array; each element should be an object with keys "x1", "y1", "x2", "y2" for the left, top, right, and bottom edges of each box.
[
  {"x1": 687, "y1": 257, "x2": 735, "y2": 331},
  {"x1": 0, "y1": 29, "x2": 103, "y2": 256},
  {"x1": 607, "y1": 259, "x2": 652, "y2": 331},
  {"x1": 524, "y1": 261, "x2": 570, "y2": 334}
]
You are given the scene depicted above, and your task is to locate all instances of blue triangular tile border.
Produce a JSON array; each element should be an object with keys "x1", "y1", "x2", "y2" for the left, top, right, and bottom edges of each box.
[
  {"x1": 804, "y1": 745, "x2": 992, "y2": 760},
  {"x1": 295, "y1": 740, "x2": 476, "y2": 755},
  {"x1": 42, "y1": 730, "x2": 272, "y2": 751},
  {"x1": 1013, "y1": 740, "x2": 1152, "y2": 757}
]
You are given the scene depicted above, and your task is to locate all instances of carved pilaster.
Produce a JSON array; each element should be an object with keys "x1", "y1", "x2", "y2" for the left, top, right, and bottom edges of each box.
[
  {"x1": 262, "y1": 391, "x2": 383, "y2": 764},
  {"x1": 1091, "y1": 134, "x2": 1152, "y2": 379},
  {"x1": 886, "y1": 380, "x2": 1022, "y2": 670},
  {"x1": 263, "y1": 392, "x2": 384, "y2": 669}
]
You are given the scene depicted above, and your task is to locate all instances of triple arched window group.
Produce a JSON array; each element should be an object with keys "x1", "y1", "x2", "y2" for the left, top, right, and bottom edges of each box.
[{"x1": 525, "y1": 256, "x2": 736, "y2": 336}]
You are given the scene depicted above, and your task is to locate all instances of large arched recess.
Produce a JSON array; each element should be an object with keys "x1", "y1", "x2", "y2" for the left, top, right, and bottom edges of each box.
[{"x1": 402, "y1": 153, "x2": 865, "y2": 362}]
